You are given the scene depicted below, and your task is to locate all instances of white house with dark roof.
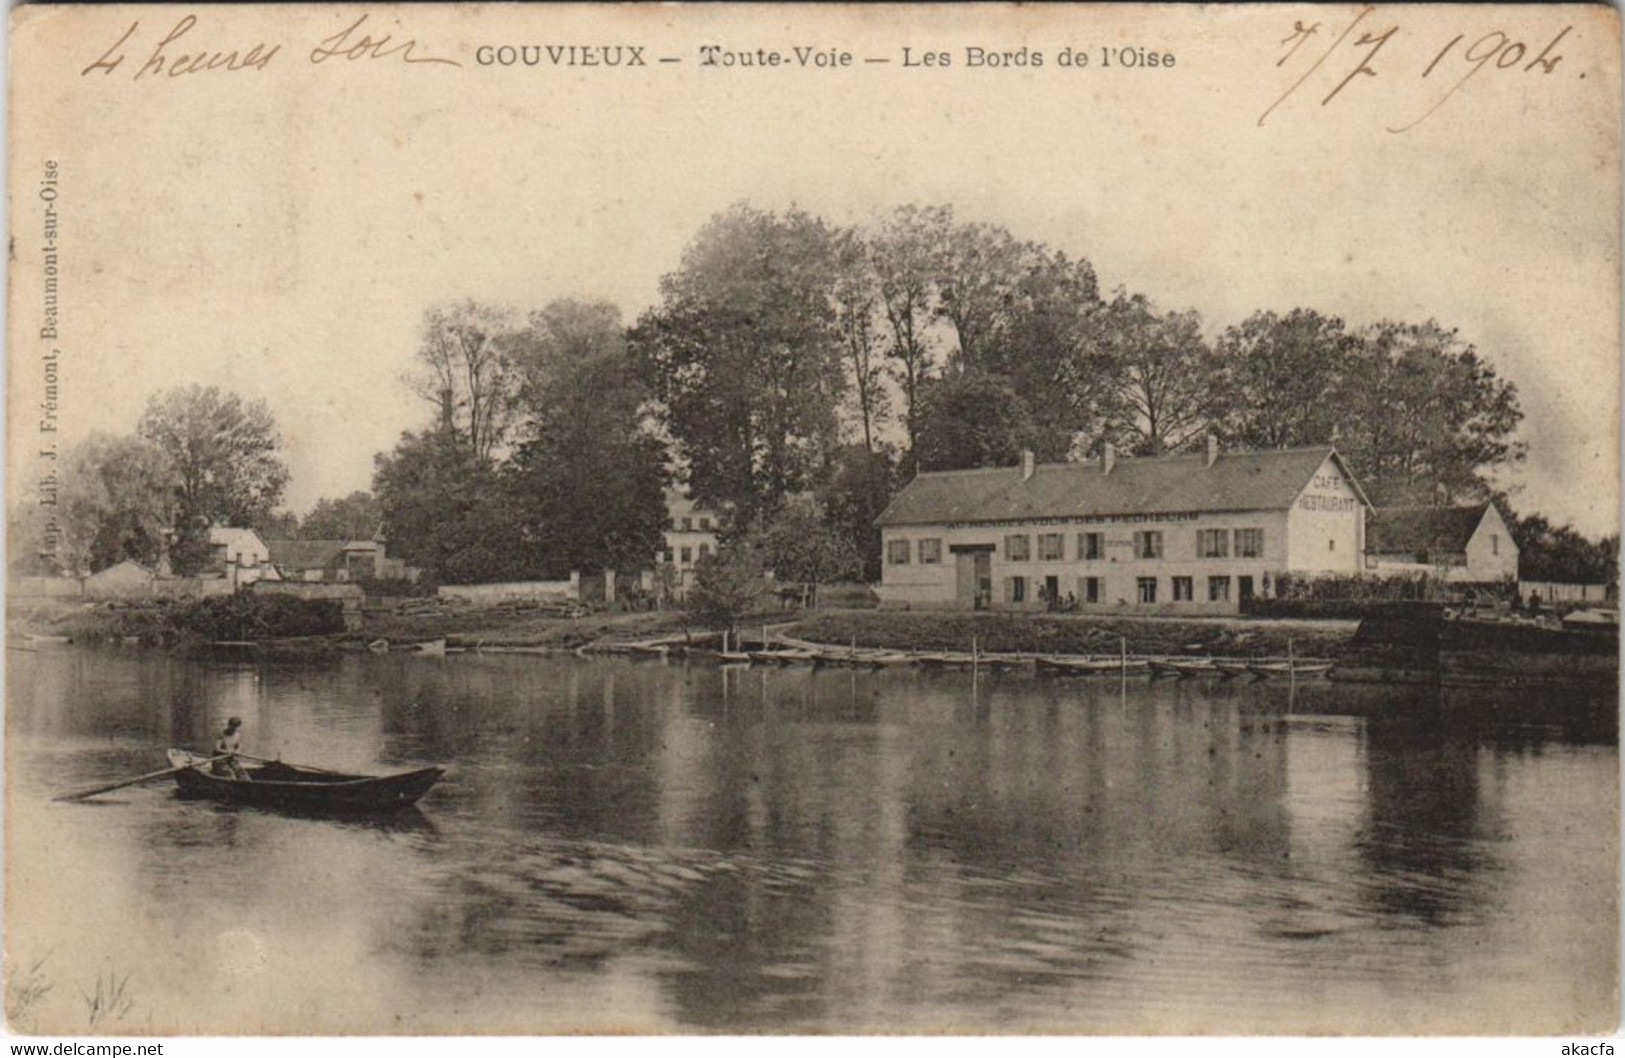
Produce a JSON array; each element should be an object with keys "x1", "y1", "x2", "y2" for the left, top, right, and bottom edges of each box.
[
  {"x1": 1364, "y1": 503, "x2": 1518, "y2": 583},
  {"x1": 874, "y1": 440, "x2": 1372, "y2": 614}
]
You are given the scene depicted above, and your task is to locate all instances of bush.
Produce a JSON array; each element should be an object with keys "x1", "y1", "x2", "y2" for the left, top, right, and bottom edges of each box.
[
  {"x1": 687, "y1": 546, "x2": 768, "y2": 628},
  {"x1": 166, "y1": 593, "x2": 345, "y2": 640},
  {"x1": 1272, "y1": 572, "x2": 1444, "y2": 602}
]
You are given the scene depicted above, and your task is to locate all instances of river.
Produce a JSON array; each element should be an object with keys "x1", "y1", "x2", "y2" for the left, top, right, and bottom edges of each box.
[{"x1": 5, "y1": 647, "x2": 1616, "y2": 1034}]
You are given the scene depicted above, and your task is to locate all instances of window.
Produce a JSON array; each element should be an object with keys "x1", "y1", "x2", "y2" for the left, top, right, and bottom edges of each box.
[
  {"x1": 698, "y1": 543, "x2": 711, "y2": 559},
  {"x1": 1134, "y1": 531, "x2": 1163, "y2": 559},
  {"x1": 1491, "y1": 533, "x2": 1500, "y2": 556},
  {"x1": 1208, "y1": 576, "x2": 1231, "y2": 601},
  {"x1": 1010, "y1": 576, "x2": 1027, "y2": 603},
  {"x1": 918, "y1": 538, "x2": 942, "y2": 564},
  {"x1": 681, "y1": 517, "x2": 693, "y2": 531},
  {"x1": 670, "y1": 518, "x2": 680, "y2": 531},
  {"x1": 887, "y1": 539, "x2": 910, "y2": 565},
  {"x1": 699, "y1": 517, "x2": 711, "y2": 531},
  {"x1": 1081, "y1": 576, "x2": 1101, "y2": 604},
  {"x1": 1006, "y1": 534, "x2": 1031, "y2": 561},
  {"x1": 680, "y1": 546, "x2": 693, "y2": 564},
  {"x1": 1079, "y1": 532, "x2": 1103, "y2": 560},
  {"x1": 1197, "y1": 529, "x2": 1229, "y2": 559},
  {"x1": 1234, "y1": 529, "x2": 1263, "y2": 558},
  {"x1": 663, "y1": 548, "x2": 674, "y2": 563},
  {"x1": 1172, "y1": 576, "x2": 1193, "y2": 601},
  {"x1": 1136, "y1": 577, "x2": 1158, "y2": 603},
  {"x1": 1038, "y1": 532, "x2": 1065, "y2": 561},
  {"x1": 1329, "y1": 539, "x2": 1336, "y2": 552}
]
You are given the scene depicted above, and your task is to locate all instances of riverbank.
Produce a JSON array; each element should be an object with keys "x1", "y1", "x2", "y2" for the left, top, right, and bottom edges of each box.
[
  {"x1": 779, "y1": 610, "x2": 1357, "y2": 658},
  {"x1": 10, "y1": 597, "x2": 1360, "y2": 658}
]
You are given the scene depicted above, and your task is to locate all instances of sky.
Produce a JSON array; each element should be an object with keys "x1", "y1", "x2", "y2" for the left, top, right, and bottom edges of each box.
[{"x1": 9, "y1": 3, "x2": 1620, "y2": 537}]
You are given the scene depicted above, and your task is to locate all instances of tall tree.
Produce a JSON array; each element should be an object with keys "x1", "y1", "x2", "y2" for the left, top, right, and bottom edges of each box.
[
  {"x1": 1094, "y1": 293, "x2": 1222, "y2": 456},
  {"x1": 632, "y1": 204, "x2": 846, "y2": 527},
  {"x1": 138, "y1": 385, "x2": 289, "y2": 572},
  {"x1": 831, "y1": 228, "x2": 890, "y2": 453},
  {"x1": 934, "y1": 221, "x2": 1035, "y2": 370},
  {"x1": 1340, "y1": 320, "x2": 1524, "y2": 505},
  {"x1": 816, "y1": 444, "x2": 898, "y2": 581},
  {"x1": 982, "y1": 248, "x2": 1105, "y2": 454},
  {"x1": 871, "y1": 204, "x2": 951, "y2": 467},
  {"x1": 505, "y1": 299, "x2": 669, "y2": 577},
  {"x1": 1213, "y1": 309, "x2": 1357, "y2": 450},
  {"x1": 301, "y1": 491, "x2": 383, "y2": 540},
  {"x1": 408, "y1": 300, "x2": 520, "y2": 462},
  {"x1": 372, "y1": 429, "x2": 519, "y2": 584}
]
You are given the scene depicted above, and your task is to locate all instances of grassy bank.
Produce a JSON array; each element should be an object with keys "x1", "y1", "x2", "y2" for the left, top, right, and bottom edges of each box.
[
  {"x1": 782, "y1": 610, "x2": 1357, "y2": 658},
  {"x1": 10, "y1": 596, "x2": 1358, "y2": 659},
  {"x1": 8, "y1": 597, "x2": 755, "y2": 654}
]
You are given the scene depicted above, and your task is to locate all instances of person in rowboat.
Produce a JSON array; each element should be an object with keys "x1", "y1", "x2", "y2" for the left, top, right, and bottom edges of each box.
[{"x1": 213, "y1": 717, "x2": 250, "y2": 781}]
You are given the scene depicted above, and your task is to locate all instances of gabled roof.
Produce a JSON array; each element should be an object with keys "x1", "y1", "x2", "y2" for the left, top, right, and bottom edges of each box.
[
  {"x1": 1366, "y1": 504, "x2": 1493, "y2": 556},
  {"x1": 88, "y1": 558, "x2": 153, "y2": 579},
  {"x1": 876, "y1": 447, "x2": 1363, "y2": 527},
  {"x1": 265, "y1": 539, "x2": 347, "y2": 570},
  {"x1": 207, "y1": 526, "x2": 267, "y2": 550}
]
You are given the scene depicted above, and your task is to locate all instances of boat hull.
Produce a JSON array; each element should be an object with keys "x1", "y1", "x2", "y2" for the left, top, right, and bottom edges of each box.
[{"x1": 167, "y1": 750, "x2": 443, "y2": 813}]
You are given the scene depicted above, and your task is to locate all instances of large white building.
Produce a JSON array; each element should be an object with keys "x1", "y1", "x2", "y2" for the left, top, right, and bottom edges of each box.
[{"x1": 875, "y1": 441, "x2": 1370, "y2": 614}]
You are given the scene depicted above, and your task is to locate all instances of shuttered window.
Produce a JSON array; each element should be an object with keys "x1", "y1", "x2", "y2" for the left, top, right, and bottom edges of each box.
[
  {"x1": 1005, "y1": 534, "x2": 1031, "y2": 561},
  {"x1": 1197, "y1": 529, "x2": 1229, "y2": 558},
  {"x1": 887, "y1": 539, "x2": 910, "y2": 565},
  {"x1": 1038, "y1": 533, "x2": 1065, "y2": 561}
]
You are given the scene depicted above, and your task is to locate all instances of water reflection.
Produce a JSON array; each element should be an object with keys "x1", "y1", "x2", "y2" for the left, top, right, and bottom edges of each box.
[{"x1": 6, "y1": 648, "x2": 1616, "y2": 1034}]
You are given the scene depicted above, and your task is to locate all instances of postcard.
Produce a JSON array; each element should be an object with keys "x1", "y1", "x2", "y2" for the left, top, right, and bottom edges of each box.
[{"x1": 6, "y1": 2, "x2": 1619, "y2": 1037}]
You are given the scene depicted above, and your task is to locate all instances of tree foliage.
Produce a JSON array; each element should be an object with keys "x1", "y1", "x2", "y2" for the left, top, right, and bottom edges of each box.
[
  {"x1": 1338, "y1": 320, "x2": 1525, "y2": 505},
  {"x1": 372, "y1": 429, "x2": 520, "y2": 583},
  {"x1": 687, "y1": 544, "x2": 767, "y2": 628},
  {"x1": 408, "y1": 300, "x2": 521, "y2": 462},
  {"x1": 137, "y1": 385, "x2": 289, "y2": 574},
  {"x1": 1506, "y1": 509, "x2": 1618, "y2": 586},
  {"x1": 914, "y1": 368, "x2": 1054, "y2": 471},
  {"x1": 632, "y1": 204, "x2": 847, "y2": 527},
  {"x1": 49, "y1": 433, "x2": 177, "y2": 573},
  {"x1": 505, "y1": 299, "x2": 669, "y2": 577},
  {"x1": 1094, "y1": 293, "x2": 1222, "y2": 456},
  {"x1": 754, "y1": 495, "x2": 862, "y2": 586},
  {"x1": 1213, "y1": 309, "x2": 1356, "y2": 450},
  {"x1": 301, "y1": 491, "x2": 382, "y2": 541}
]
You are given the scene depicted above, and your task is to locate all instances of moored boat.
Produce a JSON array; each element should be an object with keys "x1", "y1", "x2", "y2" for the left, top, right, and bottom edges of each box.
[
  {"x1": 1150, "y1": 658, "x2": 1217, "y2": 678},
  {"x1": 166, "y1": 749, "x2": 444, "y2": 813},
  {"x1": 1245, "y1": 661, "x2": 1334, "y2": 679}
]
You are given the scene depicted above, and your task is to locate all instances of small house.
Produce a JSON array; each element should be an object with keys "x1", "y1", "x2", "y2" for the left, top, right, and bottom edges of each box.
[{"x1": 1364, "y1": 504, "x2": 1518, "y2": 583}]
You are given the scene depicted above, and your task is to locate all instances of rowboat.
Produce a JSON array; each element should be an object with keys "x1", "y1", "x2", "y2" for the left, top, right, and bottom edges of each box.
[
  {"x1": 1246, "y1": 661, "x2": 1334, "y2": 679},
  {"x1": 1038, "y1": 655, "x2": 1148, "y2": 675},
  {"x1": 1149, "y1": 658, "x2": 1217, "y2": 678},
  {"x1": 915, "y1": 652, "x2": 978, "y2": 668},
  {"x1": 1213, "y1": 662, "x2": 1256, "y2": 679},
  {"x1": 166, "y1": 750, "x2": 444, "y2": 813}
]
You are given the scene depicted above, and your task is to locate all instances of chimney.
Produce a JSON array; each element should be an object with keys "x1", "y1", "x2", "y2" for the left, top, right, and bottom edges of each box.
[
  {"x1": 1206, "y1": 433, "x2": 1220, "y2": 468},
  {"x1": 1021, "y1": 450, "x2": 1035, "y2": 481},
  {"x1": 1102, "y1": 443, "x2": 1116, "y2": 476}
]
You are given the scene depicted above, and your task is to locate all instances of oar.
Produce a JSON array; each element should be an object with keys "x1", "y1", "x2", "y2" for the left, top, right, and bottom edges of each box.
[{"x1": 55, "y1": 754, "x2": 230, "y2": 802}]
